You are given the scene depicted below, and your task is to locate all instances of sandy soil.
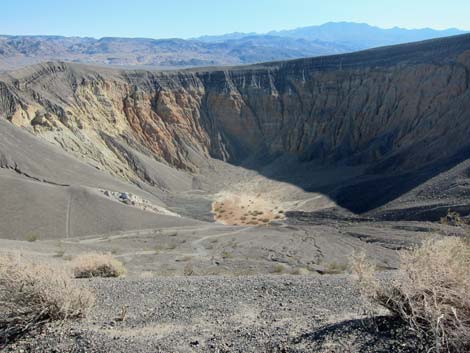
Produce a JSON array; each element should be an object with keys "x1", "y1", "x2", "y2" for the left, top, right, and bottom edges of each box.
[
  {"x1": 212, "y1": 191, "x2": 286, "y2": 225},
  {"x1": 210, "y1": 172, "x2": 336, "y2": 226}
]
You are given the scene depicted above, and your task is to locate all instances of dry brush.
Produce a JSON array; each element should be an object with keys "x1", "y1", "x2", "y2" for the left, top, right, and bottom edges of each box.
[{"x1": 352, "y1": 237, "x2": 470, "y2": 352}]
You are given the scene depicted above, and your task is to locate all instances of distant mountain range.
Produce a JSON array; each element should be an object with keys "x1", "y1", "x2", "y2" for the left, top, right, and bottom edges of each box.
[
  {"x1": 198, "y1": 22, "x2": 465, "y2": 47},
  {"x1": 0, "y1": 22, "x2": 466, "y2": 71}
]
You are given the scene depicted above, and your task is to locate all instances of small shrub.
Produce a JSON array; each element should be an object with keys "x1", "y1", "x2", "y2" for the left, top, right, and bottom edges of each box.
[
  {"x1": 0, "y1": 254, "x2": 94, "y2": 343},
  {"x1": 26, "y1": 234, "x2": 39, "y2": 242},
  {"x1": 440, "y1": 209, "x2": 464, "y2": 226},
  {"x1": 351, "y1": 251, "x2": 377, "y2": 295},
  {"x1": 353, "y1": 237, "x2": 470, "y2": 352},
  {"x1": 116, "y1": 306, "x2": 128, "y2": 322},
  {"x1": 72, "y1": 253, "x2": 126, "y2": 278},
  {"x1": 222, "y1": 251, "x2": 234, "y2": 259},
  {"x1": 291, "y1": 267, "x2": 310, "y2": 275},
  {"x1": 272, "y1": 264, "x2": 286, "y2": 274},
  {"x1": 53, "y1": 242, "x2": 66, "y2": 258},
  {"x1": 291, "y1": 267, "x2": 302, "y2": 275},
  {"x1": 183, "y1": 263, "x2": 194, "y2": 276},
  {"x1": 62, "y1": 255, "x2": 73, "y2": 261},
  {"x1": 324, "y1": 261, "x2": 348, "y2": 274}
]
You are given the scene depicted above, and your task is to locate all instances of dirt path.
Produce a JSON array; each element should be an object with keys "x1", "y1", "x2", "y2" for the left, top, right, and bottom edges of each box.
[
  {"x1": 109, "y1": 226, "x2": 252, "y2": 259},
  {"x1": 65, "y1": 193, "x2": 72, "y2": 239},
  {"x1": 191, "y1": 226, "x2": 252, "y2": 257},
  {"x1": 62, "y1": 224, "x2": 220, "y2": 245}
]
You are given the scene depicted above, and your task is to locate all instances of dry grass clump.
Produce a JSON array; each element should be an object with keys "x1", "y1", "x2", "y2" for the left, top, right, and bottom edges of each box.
[
  {"x1": 351, "y1": 251, "x2": 377, "y2": 291},
  {"x1": 221, "y1": 251, "x2": 234, "y2": 259},
  {"x1": 272, "y1": 263, "x2": 286, "y2": 274},
  {"x1": 72, "y1": 253, "x2": 126, "y2": 278},
  {"x1": 353, "y1": 237, "x2": 470, "y2": 352},
  {"x1": 323, "y1": 261, "x2": 348, "y2": 274},
  {"x1": 440, "y1": 209, "x2": 465, "y2": 226},
  {"x1": 26, "y1": 234, "x2": 39, "y2": 242},
  {"x1": 0, "y1": 254, "x2": 94, "y2": 343}
]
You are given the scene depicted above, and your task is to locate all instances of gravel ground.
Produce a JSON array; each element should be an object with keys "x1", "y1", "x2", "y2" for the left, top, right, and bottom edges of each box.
[{"x1": 3, "y1": 274, "x2": 425, "y2": 353}]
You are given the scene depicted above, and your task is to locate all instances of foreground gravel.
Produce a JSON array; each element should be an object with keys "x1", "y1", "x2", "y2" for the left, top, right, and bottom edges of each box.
[{"x1": 4, "y1": 274, "x2": 424, "y2": 353}]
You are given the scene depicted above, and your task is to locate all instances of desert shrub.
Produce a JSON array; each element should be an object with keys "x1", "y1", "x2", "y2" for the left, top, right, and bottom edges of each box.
[
  {"x1": 272, "y1": 264, "x2": 286, "y2": 273},
  {"x1": 183, "y1": 263, "x2": 194, "y2": 276},
  {"x1": 26, "y1": 234, "x2": 39, "y2": 242},
  {"x1": 291, "y1": 267, "x2": 302, "y2": 275},
  {"x1": 221, "y1": 251, "x2": 234, "y2": 259},
  {"x1": 53, "y1": 241, "x2": 66, "y2": 258},
  {"x1": 440, "y1": 209, "x2": 464, "y2": 226},
  {"x1": 351, "y1": 251, "x2": 377, "y2": 291},
  {"x1": 0, "y1": 254, "x2": 94, "y2": 344},
  {"x1": 324, "y1": 261, "x2": 348, "y2": 274},
  {"x1": 353, "y1": 237, "x2": 470, "y2": 352},
  {"x1": 72, "y1": 253, "x2": 126, "y2": 278},
  {"x1": 291, "y1": 267, "x2": 310, "y2": 275}
]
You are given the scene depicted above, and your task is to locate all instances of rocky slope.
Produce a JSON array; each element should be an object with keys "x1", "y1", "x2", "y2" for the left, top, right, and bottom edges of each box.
[
  {"x1": 5, "y1": 274, "x2": 425, "y2": 353},
  {"x1": 1, "y1": 34, "x2": 470, "y2": 216}
]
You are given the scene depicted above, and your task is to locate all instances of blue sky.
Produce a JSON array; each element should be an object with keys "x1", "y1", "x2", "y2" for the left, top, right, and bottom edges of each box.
[{"x1": 1, "y1": 0, "x2": 469, "y2": 38}]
